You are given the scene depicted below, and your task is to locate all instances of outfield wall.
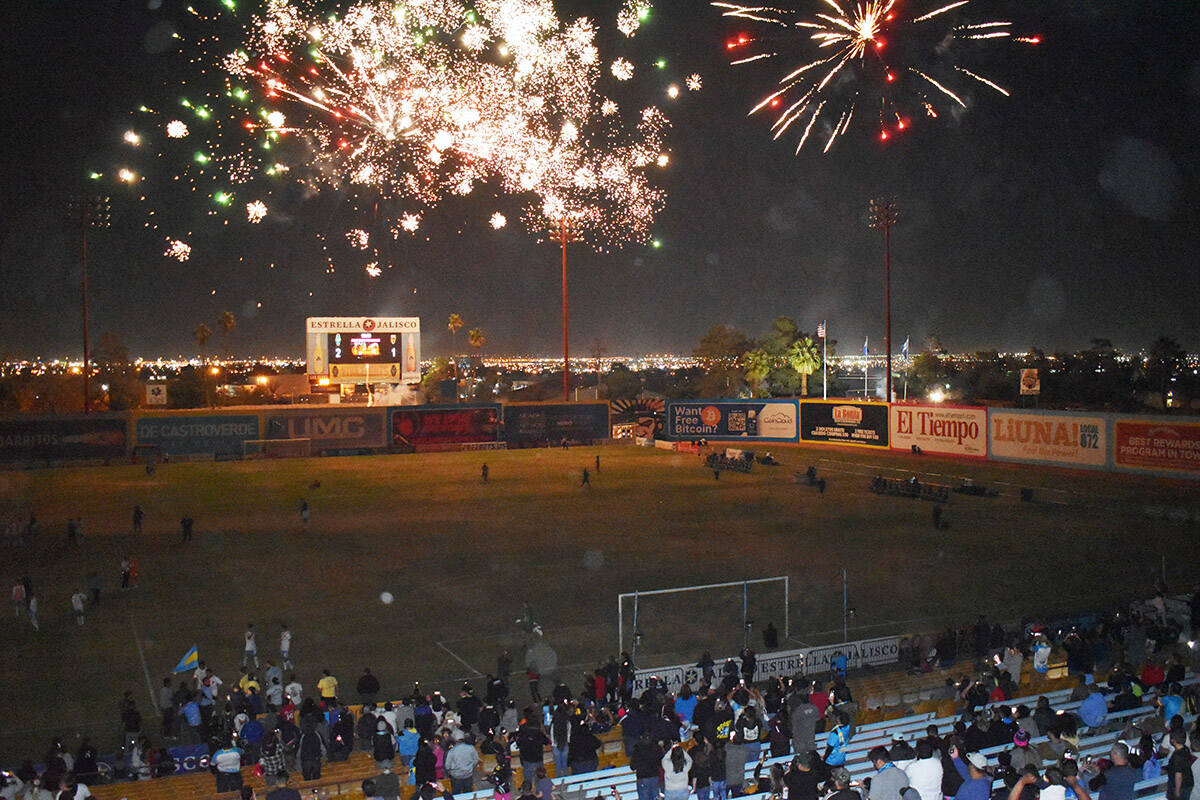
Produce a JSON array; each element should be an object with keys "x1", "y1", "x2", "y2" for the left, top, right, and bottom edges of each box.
[{"x1": 0, "y1": 401, "x2": 1196, "y2": 479}]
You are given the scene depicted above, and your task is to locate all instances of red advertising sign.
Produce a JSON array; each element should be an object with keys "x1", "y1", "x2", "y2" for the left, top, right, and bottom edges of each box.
[
  {"x1": 1114, "y1": 419, "x2": 1200, "y2": 474},
  {"x1": 890, "y1": 404, "x2": 987, "y2": 458}
]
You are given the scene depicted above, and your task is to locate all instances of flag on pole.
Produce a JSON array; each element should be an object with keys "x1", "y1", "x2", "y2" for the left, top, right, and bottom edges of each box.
[
  {"x1": 173, "y1": 645, "x2": 199, "y2": 674},
  {"x1": 863, "y1": 336, "x2": 869, "y2": 356},
  {"x1": 817, "y1": 322, "x2": 826, "y2": 339},
  {"x1": 902, "y1": 336, "x2": 909, "y2": 358}
]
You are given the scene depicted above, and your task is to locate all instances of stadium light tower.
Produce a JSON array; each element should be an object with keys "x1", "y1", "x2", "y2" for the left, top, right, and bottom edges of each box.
[
  {"x1": 868, "y1": 197, "x2": 899, "y2": 402},
  {"x1": 550, "y1": 215, "x2": 580, "y2": 401},
  {"x1": 67, "y1": 195, "x2": 112, "y2": 413}
]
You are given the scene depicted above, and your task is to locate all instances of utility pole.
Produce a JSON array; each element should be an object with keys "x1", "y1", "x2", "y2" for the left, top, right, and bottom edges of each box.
[
  {"x1": 868, "y1": 198, "x2": 899, "y2": 403},
  {"x1": 67, "y1": 196, "x2": 111, "y2": 413},
  {"x1": 552, "y1": 217, "x2": 579, "y2": 401}
]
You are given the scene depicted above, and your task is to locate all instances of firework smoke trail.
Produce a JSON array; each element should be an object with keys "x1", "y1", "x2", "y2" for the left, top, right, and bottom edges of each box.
[{"x1": 715, "y1": 0, "x2": 1038, "y2": 152}]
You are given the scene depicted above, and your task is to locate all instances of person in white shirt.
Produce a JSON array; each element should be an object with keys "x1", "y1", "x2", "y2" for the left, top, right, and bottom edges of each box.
[
  {"x1": 244, "y1": 623, "x2": 258, "y2": 668},
  {"x1": 71, "y1": 591, "x2": 87, "y2": 625},
  {"x1": 280, "y1": 625, "x2": 293, "y2": 669},
  {"x1": 904, "y1": 740, "x2": 944, "y2": 800},
  {"x1": 285, "y1": 676, "x2": 303, "y2": 706}
]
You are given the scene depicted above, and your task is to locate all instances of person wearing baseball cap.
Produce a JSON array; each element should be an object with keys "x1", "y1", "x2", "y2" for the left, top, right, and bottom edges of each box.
[
  {"x1": 948, "y1": 744, "x2": 991, "y2": 800},
  {"x1": 827, "y1": 767, "x2": 861, "y2": 800}
]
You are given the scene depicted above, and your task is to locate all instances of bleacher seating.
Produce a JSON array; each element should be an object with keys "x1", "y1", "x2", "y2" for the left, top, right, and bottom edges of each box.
[{"x1": 83, "y1": 659, "x2": 1185, "y2": 800}]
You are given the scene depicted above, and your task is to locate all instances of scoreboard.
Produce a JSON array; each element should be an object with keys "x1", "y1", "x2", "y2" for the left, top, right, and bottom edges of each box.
[{"x1": 305, "y1": 317, "x2": 420, "y2": 385}]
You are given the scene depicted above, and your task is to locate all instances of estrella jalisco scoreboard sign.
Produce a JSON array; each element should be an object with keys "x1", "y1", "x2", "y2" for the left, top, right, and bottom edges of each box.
[
  {"x1": 305, "y1": 316, "x2": 420, "y2": 385},
  {"x1": 665, "y1": 400, "x2": 799, "y2": 442}
]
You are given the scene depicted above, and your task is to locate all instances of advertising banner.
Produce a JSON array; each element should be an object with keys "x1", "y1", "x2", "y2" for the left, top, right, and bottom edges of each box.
[
  {"x1": 665, "y1": 400, "x2": 799, "y2": 442},
  {"x1": 503, "y1": 403, "x2": 611, "y2": 447},
  {"x1": 166, "y1": 744, "x2": 211, "y2": 774},
  {"x1": 391, "y1": 405, "x2": 501, "y2": 451},
  {"x1": 988, "y1": 409, "x2": 1107, "y2": 468},
  {"x1": 799, "y1": 400, "x2": 889, "y2": 448},
  {"x1": 0, "y1": 416, "x2": 127, "y2": 461},
  {"x1": 632, "y1": 636, "x2": 899, "y2": 692},
  {"x1": 135, "y1": 414, "x2": 259, "y2": 457},
  {"x1": 890, "y1": 404, "x2": 987, "y2": 458},
  {"x1": 265, "y1": 408, "x2": 386, "y2": 452},
  {"x1": 1113, "y1": 419, "x2": 1200, "y2": 475}
]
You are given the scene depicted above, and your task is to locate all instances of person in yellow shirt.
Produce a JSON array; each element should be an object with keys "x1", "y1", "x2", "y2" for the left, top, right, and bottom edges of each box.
[{"x1": 318, "y1": 669, "x2": 339, "y2": 708}]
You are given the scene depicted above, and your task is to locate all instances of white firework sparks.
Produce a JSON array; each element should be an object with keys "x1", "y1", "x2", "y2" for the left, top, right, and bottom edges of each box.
[
  {"x1": 611, "y1": 58, "x2": 635, "y2": 81},
  {"x1": 346, "y1": 228, "x2": 370, "y2": 249},
  {"x1": 246, "y1": 200, "x2": 268, "y2": 223},
  {"x1": 165, "y1": 120, "x2": 188, "y2": 138},
  {"x1": 364, "y1": 262, "x2": 382, "y2": 277},
  {"x1": 687, "y1": 73, "x2": 703, "y2": 91},
  {"x1": 490, "y1": 212, "x2": 507, "y2": 229},
  {"x1": 164, "y1": 239, "x2": 192, "y2": 261}
]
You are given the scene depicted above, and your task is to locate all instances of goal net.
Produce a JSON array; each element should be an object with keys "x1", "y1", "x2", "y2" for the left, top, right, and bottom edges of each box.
[
  {"x1": 618, "y1": 577, "x2": 789, "y2": 665},
  {"x1": 243, "y1": 438, "x2": 312, "y2": 459}
]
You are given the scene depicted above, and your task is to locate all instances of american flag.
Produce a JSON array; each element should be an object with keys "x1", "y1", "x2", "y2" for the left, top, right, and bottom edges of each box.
[{"x1": 817, "y1": 322, "x2": 825, "y2": 339}]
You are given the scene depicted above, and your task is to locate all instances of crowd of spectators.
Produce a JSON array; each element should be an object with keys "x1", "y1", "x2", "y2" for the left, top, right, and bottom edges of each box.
[{"x1": 4, "y1": 593, "x2": 1200, "y2": 800}]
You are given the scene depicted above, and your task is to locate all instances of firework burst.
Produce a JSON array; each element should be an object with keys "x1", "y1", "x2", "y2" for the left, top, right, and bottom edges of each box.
[
  {"x1": 102, "y1": 0, "x2": 679, "y2": 271},
  {"x1": 715, "y1": 0, "x2": 1039, "y2": 152}
]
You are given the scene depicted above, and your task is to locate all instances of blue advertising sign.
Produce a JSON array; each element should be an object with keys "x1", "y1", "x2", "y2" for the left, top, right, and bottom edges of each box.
[
  {"x1": 135, "y1": 414, "x2": 260, "y2": 456},
  {"x1": 502, "y1": 403, "x2": 610, "y2": 447},
  {"x1": 665, "y1": 400, "x2": 799, "y2": 442}
]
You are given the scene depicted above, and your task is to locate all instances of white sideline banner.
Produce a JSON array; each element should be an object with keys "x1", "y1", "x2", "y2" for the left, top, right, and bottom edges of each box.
[{"x1": 632, "y1": 635, "x2": 899, "y2": 694}]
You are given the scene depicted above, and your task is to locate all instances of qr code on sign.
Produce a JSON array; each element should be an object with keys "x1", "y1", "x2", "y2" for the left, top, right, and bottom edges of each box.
[{"x1": 728, "y1": 411, "x2": 746, "y2": 432}]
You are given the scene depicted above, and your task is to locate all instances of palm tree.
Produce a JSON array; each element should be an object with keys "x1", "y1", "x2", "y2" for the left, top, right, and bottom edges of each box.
[
  {"x1": 787, "y1": 336, "x2": 821, "y2": 396},
  {"x1": 743, "y1": 348, "x2": 775, "y2": 396},
  {"x1": 468, "y1": 327, "x2": 486, "y2": 355},
  {"x1": 193, "y1": 323, "x2": 213, "y2": 361},
  {"x1": 447, "y1": 313, "x2": 464, "y2": 354},
  {"x1": 218, "y1": 311, "x2": 236, "y2": 358}
]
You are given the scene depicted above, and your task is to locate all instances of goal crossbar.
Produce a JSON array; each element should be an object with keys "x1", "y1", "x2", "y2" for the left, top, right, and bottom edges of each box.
[{"x1": 618, "y1": 576, "x2": 788, "y2": 656}]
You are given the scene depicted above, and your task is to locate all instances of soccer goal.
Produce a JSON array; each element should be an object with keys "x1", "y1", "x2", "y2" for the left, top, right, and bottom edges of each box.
[
  {"x1": 618, "y1": 576, "x2": 789, "y2": 661},
  {"x1": 243, "y1": 438, "x2": 312, "y2": 459}
]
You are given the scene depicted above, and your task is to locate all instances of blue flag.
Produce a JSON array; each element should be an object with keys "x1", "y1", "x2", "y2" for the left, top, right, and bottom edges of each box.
[
  {"x1": 173, "y1": 645, "x2": 199, "y2": 674},
  {"x1": 862, "y1": 337, "x2": 869, "y2": 356},
  {"x1": 902, "y1": 337, "x2": 910, "y2": 358}
]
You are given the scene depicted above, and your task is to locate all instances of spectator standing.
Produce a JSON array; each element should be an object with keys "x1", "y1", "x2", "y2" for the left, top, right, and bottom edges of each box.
[
  {"x1": 515, "y1": 718, "x2": 550, "y2": 789},
  {"x1": 280, "y1": 625, "x2": 293, "y2": 670},
  {"x1": 243, "y1": 624, "x2": 259, "y2": 669},
  {"x1": 1168, "y1": 730, "x2": 1195, "y2": 800},
  {"x1": 567, "y1": 719, "x2": 601, "y2": 775},
  {"x1": 71, "y1": 590, "x2": 86, "y2": 626},
  {"x1": 905, "y1": 740, "x2": 943, "y2": 800},
  {"x1": 212, "y1": 740, "x2": 244, "y2": 793},
  {"x1": 662, "y1": 744, "x2": 694, "y2": 800},
  {"x1": 825, "y1": 712, "x2": 852, "y2": 766},
  {"x1": 631, "y1": 734, "x2": 664, "y2": 800},
  {"x1": 373, "y1": 719, "x2": 396, "y2": 770},
  {"x1": 791, "y1": 691, "x2": 820, "y2": 755},
  {"x1": 120, "y1": 558, "x2": 131, "y2": 591},
  {"x1": 358, "y1": 668, "x2": 381, "y2": 706},
  {"x1": 1098, "y1": 743, "x2": 1139, "y2": 800},
  {"x1": 158, "y1": 678, "x2": 176, "y2": 740},
  {"x1": 299, "y1": 499, "x2": 310, "y2": 528},
  {"x1": 867, "y1": 746, "x2": 910, "y2": 800},
  {"x1": 445, "y1": 734, "x2": 480, "y2": 793},
  {"x1": 297, "y1": 723, "x2": 325, "y2": 780},
  {"x1": 28, "y1": 594, "x2": 39, "y2": 631},
  {"x1": 317, "y1": 669, "x2": 338, "y2": 708},
  {"x1": 12, "y1": 579, "x2": 25, "y2": 618},
  {"x1": 132, "y1": 505, "x2": 143, "y2": 534},
  {"x1": 949, "y1": 749, "x2": 989, "y2": 800}
]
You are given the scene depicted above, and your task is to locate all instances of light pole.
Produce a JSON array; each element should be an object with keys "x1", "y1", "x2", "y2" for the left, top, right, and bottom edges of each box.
[
  {"x1": 67, "y1": 196, "x2": 111, "y2": 413},
  {"x1": 868, "y1": 197, "x2": 899, "y2": 402},
  {"x1": 552, "y1": 217, "x2": 579, "y2": 401}
]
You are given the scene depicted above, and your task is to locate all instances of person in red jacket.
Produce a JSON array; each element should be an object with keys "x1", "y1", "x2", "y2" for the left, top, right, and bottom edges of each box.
[{"x1": 1141, "y1": 660, "x2": 1165, "y2": 689}]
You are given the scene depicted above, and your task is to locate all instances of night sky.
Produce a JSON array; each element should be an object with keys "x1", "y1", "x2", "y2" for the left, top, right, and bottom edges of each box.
[{"x1": 0, "y1": 0, "x2": 1197, "y2": 360}]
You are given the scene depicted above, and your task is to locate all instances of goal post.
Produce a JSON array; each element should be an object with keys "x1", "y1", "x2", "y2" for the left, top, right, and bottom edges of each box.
[{"x1": 618, "y1": 576, "x2": 789, "y2": 659}]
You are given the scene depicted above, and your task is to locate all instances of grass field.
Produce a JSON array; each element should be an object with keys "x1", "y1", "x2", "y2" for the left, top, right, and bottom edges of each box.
[{"x1": 0, "y1": 442, "x2": 1196, "y2": 763}]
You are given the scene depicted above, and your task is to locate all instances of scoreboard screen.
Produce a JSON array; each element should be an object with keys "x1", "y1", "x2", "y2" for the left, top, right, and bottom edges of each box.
[{"x1": 328, "y1": 332, "x2": 400, "y2": 364}]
